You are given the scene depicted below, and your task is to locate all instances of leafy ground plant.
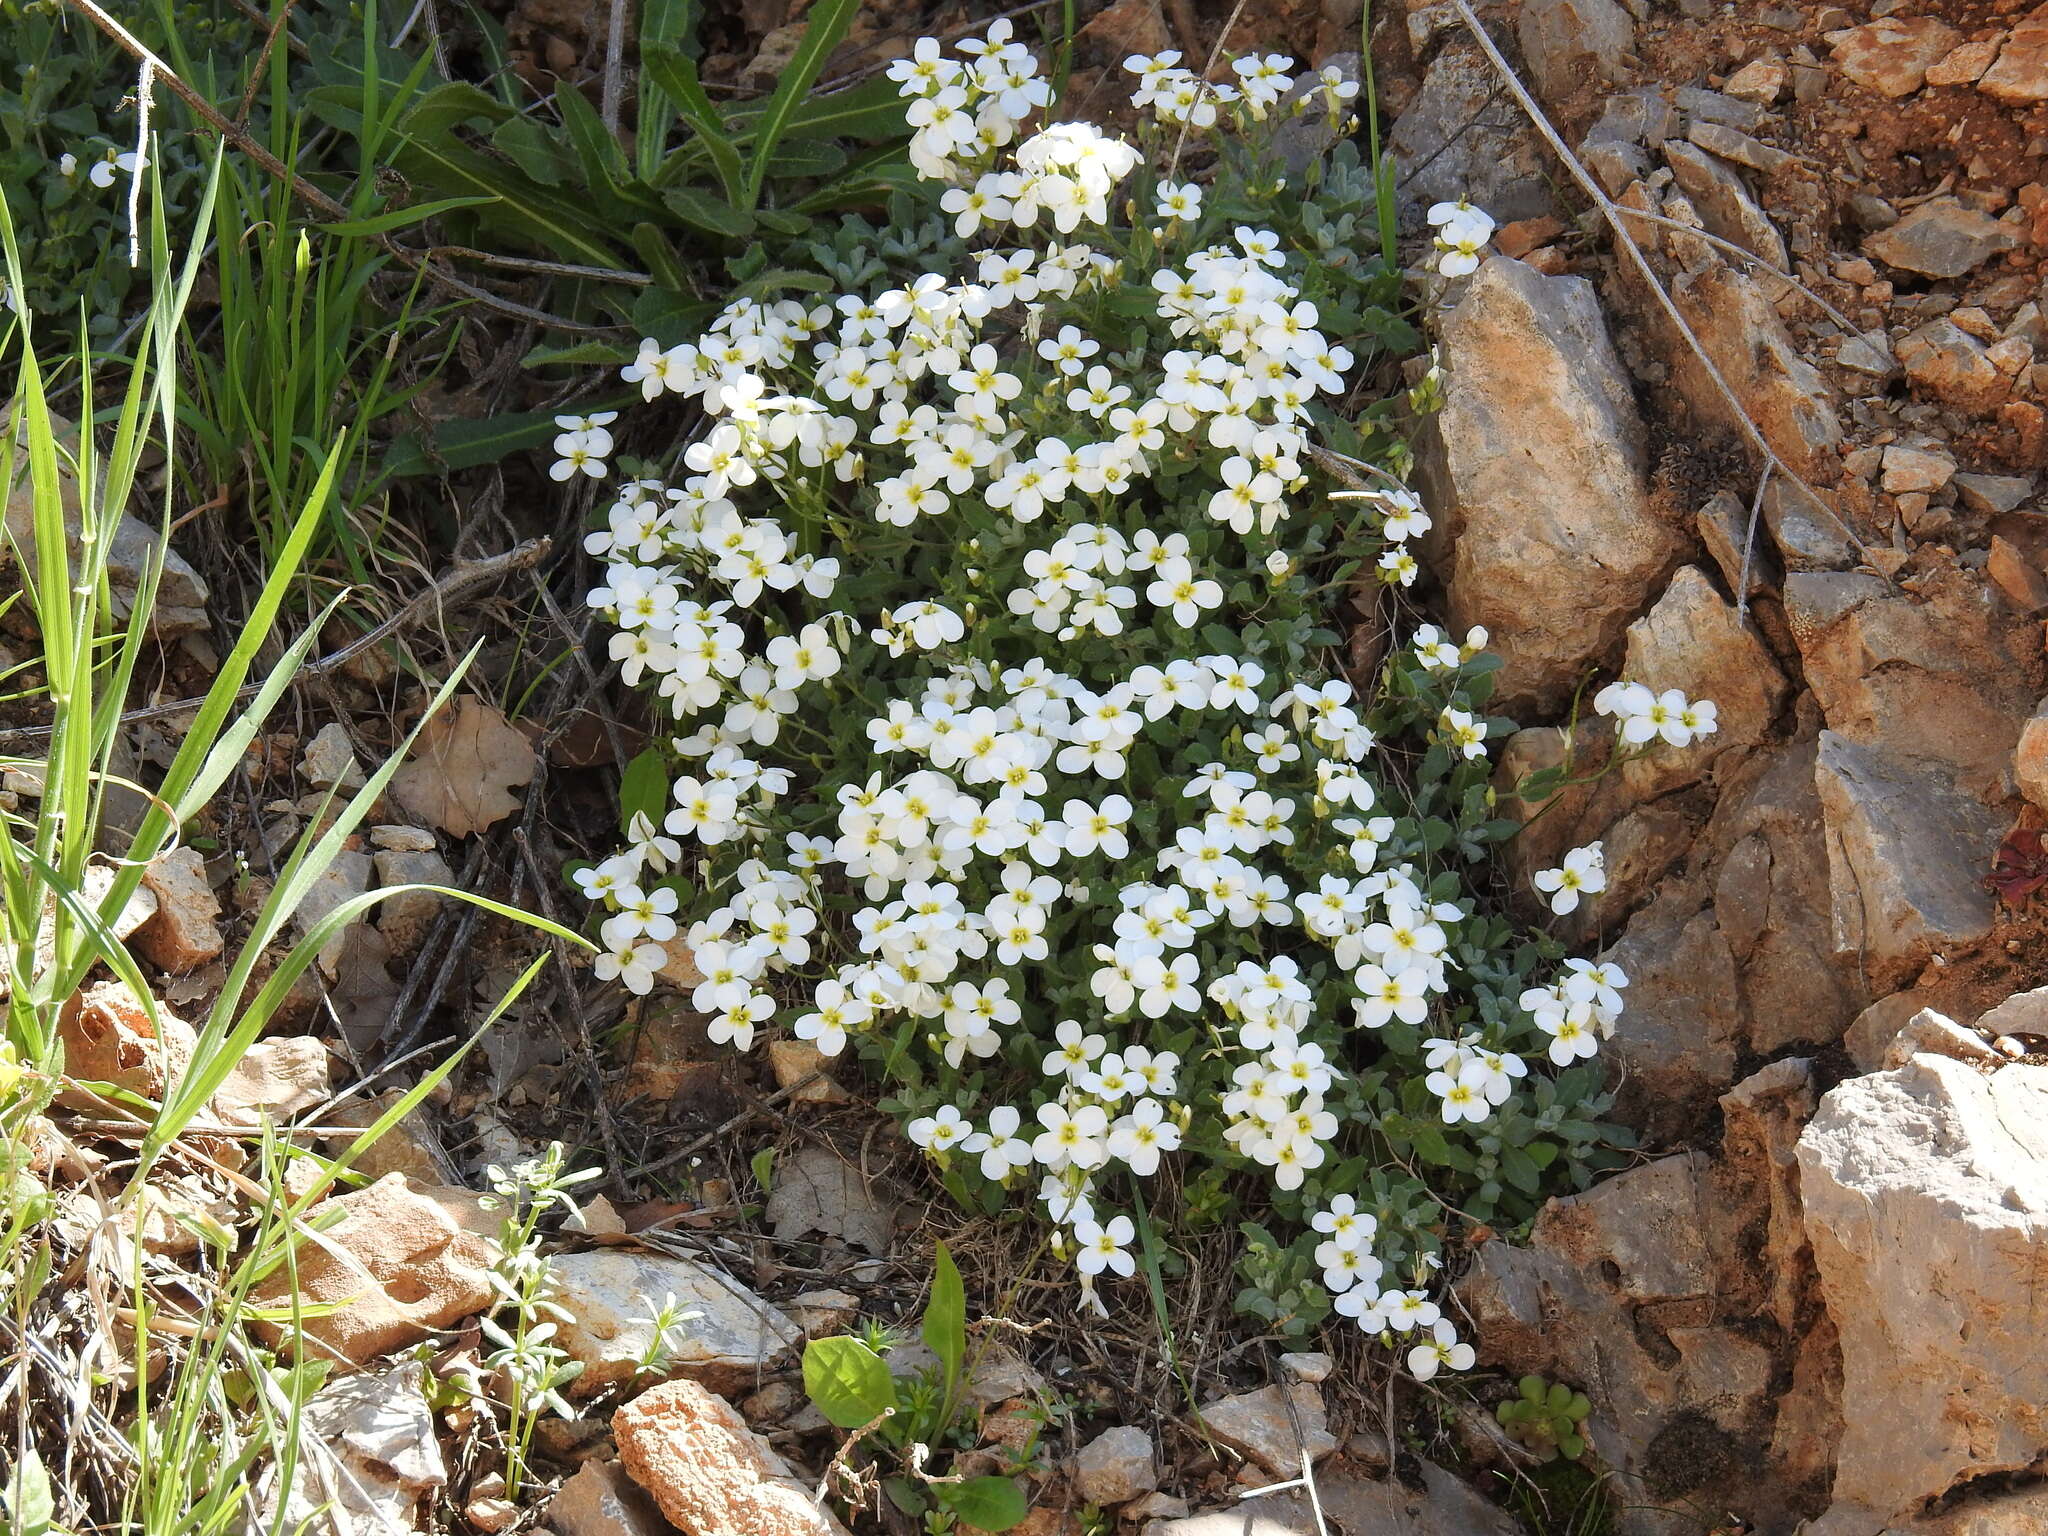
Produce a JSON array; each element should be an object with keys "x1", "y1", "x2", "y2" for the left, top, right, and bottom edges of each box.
[
  {"x1": 565, "y1": 25, "x2": 1716, "y2": 1374},
  {"x1": 803, "y1": 1242, "x2": 1032, "y2": 1531}
]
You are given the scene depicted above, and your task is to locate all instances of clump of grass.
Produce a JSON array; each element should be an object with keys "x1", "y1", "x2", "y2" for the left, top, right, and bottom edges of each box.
[{"x1": 0, "y1": 179, "x2": 585, "y2": 1536}]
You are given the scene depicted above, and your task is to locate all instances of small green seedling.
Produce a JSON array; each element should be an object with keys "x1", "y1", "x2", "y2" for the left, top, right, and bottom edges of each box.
[
  {"x1": 1496, "y1": 1375, "x2": 1592, "y2": 1463},
  {"x1": 801, "y1": 1242, "x2": 1029, "y2": 1532}
]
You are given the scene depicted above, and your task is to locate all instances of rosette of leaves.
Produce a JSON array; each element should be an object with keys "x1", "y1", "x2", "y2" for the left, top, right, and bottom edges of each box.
[{"x1": 1496, "y1": 1374, "x2": 1592, "y2": 1462}]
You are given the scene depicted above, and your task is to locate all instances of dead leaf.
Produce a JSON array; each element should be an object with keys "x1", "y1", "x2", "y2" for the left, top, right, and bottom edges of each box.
[
  {"x1": 764, "y1": 1144, "x2": 895, "y2": 1256},
  {"x1": 389, "y1": 696, "x2": 536, "y2": 838}
]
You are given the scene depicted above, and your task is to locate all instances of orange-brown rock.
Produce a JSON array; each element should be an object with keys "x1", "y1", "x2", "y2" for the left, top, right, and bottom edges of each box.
[
  {"x1": 613, "y1": 1379, "x2": 849, "y2": 1536},
  {"x1": 250, "y1": 1173, "x2": 499, "y2": 1368}
]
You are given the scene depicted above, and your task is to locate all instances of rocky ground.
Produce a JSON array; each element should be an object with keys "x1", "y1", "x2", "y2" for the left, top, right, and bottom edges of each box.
[
  {"x1": 22, "y1": 0, "x2": 2048, "y2": 1533},
  {"x1": 1385, "y1": 0, "x2": 2048, "y2": 1532}
]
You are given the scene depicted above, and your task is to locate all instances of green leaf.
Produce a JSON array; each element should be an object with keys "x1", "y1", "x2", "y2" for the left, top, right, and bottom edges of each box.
[
  {"x1": 4, "y1": 1448, "x2": 53, "y2": 1536},
  {"x1": 883, "y1": 1476, "x2": 929, "y2": 1516},
  {"x1": 934, "y1": 1476, "x2": 1030, "y2": 1532},
  {"x1": 492, "y1": 115, "x2": 572, "y2": 185},
  {"x1": 662, "y1": 184, "x2": 752, "y2": 240},
  {"x1": 750, "y1": 1145, "x2": 777, "y2": 1194},
  {"x1": 381, "y1": 409, "x2": 561, "y2": 479},
  {"x1": 619, "y1": 747, "x2": 670, "y2": 831},
  {"x1": 319, "y1": 194, "x2": 500, "y2": 236},
  {"x1": 741, "y1": 0, "x2": 862, "y2": 208},
  {"x1": 642, "y1": 40, "x2": 745, "y2": 203},
  {"x1": 923, "y1": 1240, "x2": 967, "y2": 1410},
  {"x1": 555, "y1": 79, "x2": 630, "y2": 189},
  {"x1": 802, "y1": 1336, "x2": 897, "y2": 1430}
]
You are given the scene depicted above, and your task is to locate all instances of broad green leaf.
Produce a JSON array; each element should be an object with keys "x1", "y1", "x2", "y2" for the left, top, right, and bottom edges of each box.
[
  {"x1": 381, "y1": 409, "x2": 561, "y2": 479},
  {"x1": 738, "y1": 72, "x2": 910, "y2": 145},
  {"x1": 619, "y1": 747, "x2": 670, "y2": 831},
  {"x1": 934, "y1": 1476, "x2": 1029, "y2": 1532},
  {"x1": 662, "y1": 184, "x2": 753, "y2": 240},
  {"x1": 741, "y1": 0, "x2": 862, "y2": 208},
  {"x1": 631, "y1": 223, "x2": 692, "y2": 296},
  {"x1": 642, "y1": 40, "x2": 745, "y2": 203},
  {"x1": 555, "y1": 79, "x2": 630, "y2": 189},
  {"x1": 492, "y1": 115, "x2": 573, "y2": 186},
  {"x1": 922, "y1": 1240, "x2": 966, "y2": 1407},
  {"x1": 802, "y1": 1336, "x2": 897, "y2": 1430}
]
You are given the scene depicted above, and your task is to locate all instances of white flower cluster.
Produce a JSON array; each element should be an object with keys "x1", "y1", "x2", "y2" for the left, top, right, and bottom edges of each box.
[
  {"x1": 565, "y1": 25, "x2": 1708, "y2": 1373},
  {"x1": 1428, "y1": 198, "x2": 1497, "y2": 278},
  {"x1": 1595, "y1": 679, "x2": 1719, "y2": 747},
  {"x1": 1308, "y1": 1194, "x2": 1471, "y2": 1378}
]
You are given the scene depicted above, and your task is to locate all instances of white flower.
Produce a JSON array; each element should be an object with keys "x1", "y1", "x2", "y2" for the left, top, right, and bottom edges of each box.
[
  {"x1": 1154, "y1": 180, "x2": 1202, "y2": 222},
  {"x1": 1106, "y1": 1097, "x2": 1182, "y2": 1175},
  {"x1": 1533, "y1": 842, "x2": 1607, "y2": 915},
  {"x1": 1073, "y1": 1213, "x2": 1135, "y2": 1276},
  {"x1": 963, "y1": 1106, "x2": 1035, "y2": 1180},
  {"x1": 594, "y1": 939, "x2": 665, "y2": 995},
  {"x1": 87, "y1": 148, "x2": 145, "y2": 189},
  {"x1": 1406, "y1": 1318, "x2": 1474, "y2": 1380},
  {"x1": 908, "y1": 1104, "x2": 972, "y2": 1151}
]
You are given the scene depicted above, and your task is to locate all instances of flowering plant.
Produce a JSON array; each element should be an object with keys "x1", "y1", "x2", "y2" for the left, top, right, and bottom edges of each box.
[{"x1": 566, "y1": 31, "x2": 1696, "y2": 1370}]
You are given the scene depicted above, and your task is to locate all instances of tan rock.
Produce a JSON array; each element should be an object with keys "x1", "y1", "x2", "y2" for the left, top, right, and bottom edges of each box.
[
  {"x1": 1813, "y1": 731, "x2": 2003, "y2": 994},
  {"x1": 1723, "y1": 58, "x2": 1786, "y2": 104},
  {"x1": 57, "y1": 980, "x2": 196, "y2": 1110},
  {"x1": 1073, "y1": 1425, "x2": 1158, "y2": 1505},
  {"x1": 258, "y1": 1361, "x2": 447, "y2": 1536},
  {"x1": 1897, "y1": 319, "x2": 2009, "y2": 415},
  {"x1": 133, "y1": 847, "x2": 224, "y2": 974},
  {"x1": 1879, "y1": 443, "x2": 1956, "y2": 494},
  {"x1": 546, "y1": 1250, "x2": 802, "y2": 1398},
  {"x1": 548, "y1": 1460, "x2": 674, "y2": 1536},
  {"x1": 1516, "y1": 0, "x2": 1635, "y2": 102},
  {"x1": 1072, "y1": 0, "x2": 1170, "y2": 62},
  {"x1": 1827, "y1": 16, "x2": 1962, "y2": 97},
  {"x1": 1415, "y1": 256, "x2": 1681, "y2": 715},
  {"x1": 372, "y1": 846, "x2": 454, "y2": 953},
  {"x1": 1844, "y1": 989, "x2": 1945, "y2": 1073},
  {"x1": 1784, "y1": 570, "x2": 2037, "y2": 802},
  {"x1": 1196, "y1": 1384, "x2": 1336, "y2": 1479},
  {"x1": 1866, "y1": 197, "x2": 2020, "y2": 279},
  {"x1": 1979, "y1": 8, "x2": 2048, "y2": 103},
  {"x1": 765, "y1": 1039, "x2": 849, "y2": 1104},
  {"x1": 322, "y1": 1089, "x2": 465, "y2": 1186},
  {"x1": 295, "y1": 850, "x2": 375, "y2": 979},
  {"x1": 1880, "y1": 1008, "x2": 2003, "y2": 1071},
  {"x1": 612, "y1": 1379, "x2": 849, "y2": 1536},
  {"x1": 1988, "y1": 535, "x2": 2048, "y2": 614},
  {"x1": 1662, "y1": 140, "x2": 1788, "y2": 269},
  {"x1": 249, "y1": 1173, "x2": 499, "y2": 1368},
  {"x1": 1977, "y1": 983, "x2": 2048, "y2": 1039},
  {"x1": 1797, "y1": 1058, "x2": 2048, "y2": 1525},
  {"x1": 302, "y1": 722, "x2": 365, "y2": 792},
  {"x1": 1709, "y1": 730, "x2": 1866, "y2": 1059},
  {"x1": 1670, "y1": 264, "x2": 1842, "y2": 481},
  {"x1": 370, "y1": 825, "x2": 439, "y2": 852},
  {"x1": 1926, "y1": 38, "x2": 2001, "y2": 86},
  {"x1": 210, "y1": 1036, "x2": 330, "y2": 1128},
  {"x1": 1617, "y1": 566, "x2": 1789, "y2": 801}
]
